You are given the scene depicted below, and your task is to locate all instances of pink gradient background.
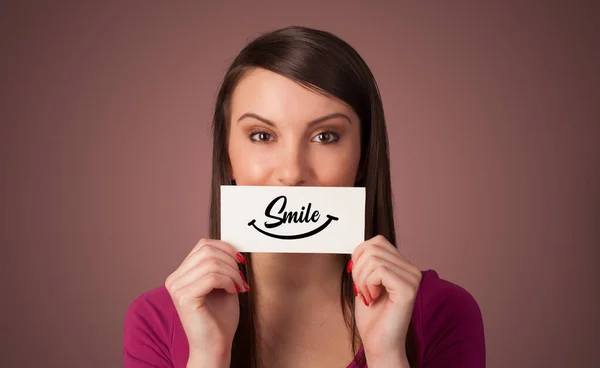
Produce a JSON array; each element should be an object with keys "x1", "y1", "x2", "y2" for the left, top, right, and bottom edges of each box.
[{"x1": 1, "y1": 2, "x2": 598, "y2": 367}]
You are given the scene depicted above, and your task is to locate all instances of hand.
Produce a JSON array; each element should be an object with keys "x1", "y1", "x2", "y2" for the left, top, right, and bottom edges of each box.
[
  {"x1": 165, "y1": 238, "x2": 249, "y2": 364},
  {"x1": 350, "y1": 235, "x2": 422, "y2": 364}
]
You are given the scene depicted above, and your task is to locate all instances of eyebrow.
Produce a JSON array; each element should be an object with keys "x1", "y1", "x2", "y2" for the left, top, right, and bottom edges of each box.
[{"x1": 237, "y1": 112, "x2": 352, "y2": 127}]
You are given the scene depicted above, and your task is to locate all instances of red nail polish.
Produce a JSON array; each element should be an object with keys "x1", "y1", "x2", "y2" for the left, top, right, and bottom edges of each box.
[
  {"x1": 239, "y1": 271, "x2": 246, "y2": 281},
  {"x1": 244, "y1": 281, "x2": 250, "y2": 292},
  {"x1": 367, "y1": 290, "x2": 374, "y2": 303},
  {"x1": 236, "y1": 252, "x2": 246, "y2": 264},
  {"x1": 346, "y1": 259, "x2": 353, "y2": 273},
  {"x1": 353, "y1": 283, "x2": 358, "y2": 296},
  {"x1": 361, "y1": 294, "x2": 369, "y2": 307}
]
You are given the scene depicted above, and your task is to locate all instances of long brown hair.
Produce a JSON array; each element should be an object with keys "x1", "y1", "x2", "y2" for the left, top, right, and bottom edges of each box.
[{"x1": 208, "y1": 26, "x2": 415, "y2": 367}]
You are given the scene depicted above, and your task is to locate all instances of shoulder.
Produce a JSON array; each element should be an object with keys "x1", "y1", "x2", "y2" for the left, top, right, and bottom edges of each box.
[
  {"x1": 124, "y1": 284, "x2": 176, "y2": 330},
  {"x1": 417, "y1": 269, "x2": 483, "y2": 320},
  {"x1": 126, "y1": 284, "x2": 175, "y2": 314},
  {"x1": 412, "y1": 270, "x2": 486, "y2": 366},
  {"x1": 123, "y1": 284, "x2": 176, "y2": 366}
]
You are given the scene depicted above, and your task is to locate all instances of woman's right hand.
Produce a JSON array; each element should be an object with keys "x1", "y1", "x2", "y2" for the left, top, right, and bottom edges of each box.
[{"x1": 165, "y1": 238, "x2": 249, "y2": 365}]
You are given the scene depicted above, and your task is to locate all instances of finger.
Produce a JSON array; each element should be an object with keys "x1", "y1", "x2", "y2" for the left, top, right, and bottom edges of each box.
[
  {"x1": 185, "y1": 238, "x2": 245, "y2": 264},
  {"x1": 168, "y1": 241, "x2": 244, "y2": 285},
  {"x1": 356, "y1": 242, "x2": 420, "y2": 282},
  {"x1": 172, "y1": 273, "x2": 238, "y2": 309},
  {"x1": 174, "y1": 243, "x2": 242, "y2": 282},
  {"x1": 362, "y1": 259, "x2": 403, "y2": 304},
  {"x1": 352, "y1": 254, "x2": 387, "y2": 304},
  {"x1": 172, "y1": 257, "x2": 248, "y2": 293},
  {"x1": 352, "y1": 236, "x2": 420, "y2": 280},
  {"x1": 353, "y1": 253, "x2": 420, "y2": 305},
  {"x1": 370, "y1": 236, "x2": 414, "y2": 267},
  {"x1": 353, "y1": 235, "x2": 396, "y2": 265},
  {"x1": 364, "y1": 264, "x2": 419, "y2": 305},
  {"x1": 361, "y1": 283, "x2": 382, "y2": 306},
  {"x1": 169, "y1": 257, "x2": 248, "y2": 295}
]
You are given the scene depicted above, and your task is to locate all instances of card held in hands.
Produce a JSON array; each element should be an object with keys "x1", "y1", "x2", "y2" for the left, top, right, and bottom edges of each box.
[{"x1": 220, "y1": 185, "x2": 365, "y2": 253}]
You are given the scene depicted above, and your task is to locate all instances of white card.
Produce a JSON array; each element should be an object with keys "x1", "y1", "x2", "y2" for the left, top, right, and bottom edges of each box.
[{"x1": 220, "y1": 185, "x2": 365, "y2": 253}]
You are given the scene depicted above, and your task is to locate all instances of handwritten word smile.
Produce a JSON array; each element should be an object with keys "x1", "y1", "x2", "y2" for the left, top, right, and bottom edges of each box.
[{"x1": 247, "y1": 195, "x2": 339, "y2": 240}]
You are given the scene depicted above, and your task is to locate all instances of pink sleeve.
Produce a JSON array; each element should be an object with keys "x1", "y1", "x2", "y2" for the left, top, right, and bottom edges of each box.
[
  {"x1": 420, "y1": 274, "x2": 486, "y2": 367},
  {"x1": 123, "y1": 294, "x2": 173, "y2": 368}
]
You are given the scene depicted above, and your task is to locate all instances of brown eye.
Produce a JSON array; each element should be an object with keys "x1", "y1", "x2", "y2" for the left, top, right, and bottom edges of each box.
[
  {"x1": 250, "y1": 131, "x2": 274, "y2": 142},
  {"x1": 311, "y1": 131, "x2": 339, "y2": 144}
]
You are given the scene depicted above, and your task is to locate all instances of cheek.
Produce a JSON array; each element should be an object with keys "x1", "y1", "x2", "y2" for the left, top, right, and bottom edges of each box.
[
  {"x1": 310, "y1": 144, "x2": 361, "y2": 186},
  {"x1": 314, "y1": 155, "x2": 360, "y2": 185},
  {"x1": 238, "y1": 158, "x2": 273, "y2": 182},
  {"x1": 229, "y1": 137, "x2": 274, "y2": 183}
]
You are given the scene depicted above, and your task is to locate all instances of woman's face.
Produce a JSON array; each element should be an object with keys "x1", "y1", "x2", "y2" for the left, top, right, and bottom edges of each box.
[{"x1": 228, "y1": 68, "x2": 361, "y2": 187}]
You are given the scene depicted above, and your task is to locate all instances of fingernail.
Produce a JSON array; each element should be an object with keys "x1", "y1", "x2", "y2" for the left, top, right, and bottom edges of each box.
[
  {"x1": 244, "y1": 281, "x2": 250, "y2": 292},
  {"x1": 353, "y1": 283, "x2": 358, "y2": 297},
  {"x1": 239, "y1": 271, "x2": 246, "y2": 282},
  {"x1": 361, "y1": 294, "x2": 369, "y2": 307},
  {"x1": 236, "y1": 252, "x2": 246, "y2": 264},
  {"x1": 346, "y1": 259, "x2": 353, "y2": 273}
]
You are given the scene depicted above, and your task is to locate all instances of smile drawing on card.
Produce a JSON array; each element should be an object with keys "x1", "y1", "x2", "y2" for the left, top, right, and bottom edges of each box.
[{"x1": 247, "y1": 195, "x2": 339, "y2": 240}]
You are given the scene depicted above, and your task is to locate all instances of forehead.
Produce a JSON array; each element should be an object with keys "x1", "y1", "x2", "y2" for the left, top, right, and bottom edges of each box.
[{"x1": 230, "y1": 68, "x2": 357, "y2": 122}]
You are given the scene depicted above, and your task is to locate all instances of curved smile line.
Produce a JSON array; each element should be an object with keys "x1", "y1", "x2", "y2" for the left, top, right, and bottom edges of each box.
[{"x1": 247, "y1": 215, "x2": 339, "y2": 240}]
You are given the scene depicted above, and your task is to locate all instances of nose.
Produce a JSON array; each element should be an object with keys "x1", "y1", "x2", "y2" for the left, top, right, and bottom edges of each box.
[{"x1": 275, "y1": 144, "x2": 309, "y2": 186}]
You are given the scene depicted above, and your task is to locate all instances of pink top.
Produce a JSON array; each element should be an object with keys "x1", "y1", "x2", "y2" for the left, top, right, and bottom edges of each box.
[{"x1": 123, "y1": 269, "x2": 485, "y2": 367}]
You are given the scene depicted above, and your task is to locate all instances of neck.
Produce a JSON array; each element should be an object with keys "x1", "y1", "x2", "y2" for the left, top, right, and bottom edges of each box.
[
  {"x1": 250, "y1": 253, "x2": 346, "y2": 305},
  {"x1": 250, "y1": 253, "x2": 353, "y2": 356}
]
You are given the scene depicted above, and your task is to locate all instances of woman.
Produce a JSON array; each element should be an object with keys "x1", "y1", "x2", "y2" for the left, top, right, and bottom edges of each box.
[{"x1": 124, "y1": 26, "x2": 485, "y2": 367}]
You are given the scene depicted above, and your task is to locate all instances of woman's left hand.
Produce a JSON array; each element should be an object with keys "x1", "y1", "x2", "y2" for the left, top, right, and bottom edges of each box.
[{"x1": 350, "y1": 235, "x2": 422, "y2": 364}]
